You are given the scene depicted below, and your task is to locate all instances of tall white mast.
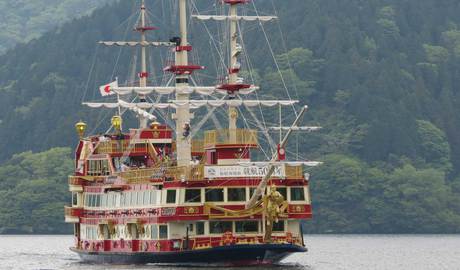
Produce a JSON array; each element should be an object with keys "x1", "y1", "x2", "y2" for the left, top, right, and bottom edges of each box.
[
  {"x1": 138, "y1": 0, "x2": 149, "y2": 128},
  {"x1": 175, "y1": 0, "x2": 192, "y2": 166},
  {"x1": 228, "y1": 2, "x2": 239, "y2": 143}
]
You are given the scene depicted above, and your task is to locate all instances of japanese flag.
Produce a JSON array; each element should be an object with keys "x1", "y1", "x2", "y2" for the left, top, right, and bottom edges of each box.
[{"x1": 99, "y1": 80, "x2": 118, "y2": 96}]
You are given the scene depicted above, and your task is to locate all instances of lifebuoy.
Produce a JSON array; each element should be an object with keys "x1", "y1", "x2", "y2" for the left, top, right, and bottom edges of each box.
[
  {"x1": 286, "y1": 232, "x2": 293, "y2": 243},
  {"x1": 222, "y1": 231, "x2": 233, "y2": 245},
  {"x1": 155, "y1": 241, "x2": 161, "y2": 251}
]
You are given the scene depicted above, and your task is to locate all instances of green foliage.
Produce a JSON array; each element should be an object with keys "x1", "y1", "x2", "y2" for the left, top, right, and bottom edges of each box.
[
  {"x1": 423, "y1": 44, "x2": 449, "y2": 63},
  {"x1": 0, "y1": 148, "x2": 73, "y2": 234},
  {"x1": 304, "y1": 156, "x2": 460, "y2": 233},
  {"x1": 441, "y1": 30, "x2": 460, "y2": 57},
  {"x1": 0, "y1": 0, "x2": 110, "y2": 54},
  {"x1": 416, "y1": 120, "x2": 452, "y2": 171}
]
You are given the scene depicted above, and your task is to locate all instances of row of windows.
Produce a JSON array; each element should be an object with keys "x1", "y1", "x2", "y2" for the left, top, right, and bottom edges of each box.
[
  {"x1": 83, "y1": 226, "x2": 98, "y2": 240},
  {"x1": 84, "y1": 190, "x2": 161, "y2": 208},
  {"x1": 81, "y1": 220, "x2": 285, "y2": 241},
  {"x1": 81, "y1": 224, "x2": 169, "y2": 240},
  {"x1": 82, "y1": 186, "x2": 308, "y2": 209},
  {"x1": 87, "y1": 159, "x2": 110, "y2": 176},
  {"x1": 171, "y1": 186, "x2": 306, "y2": 204},
  {"x1": 208, "y1": 220, "x2": 284, "y2": 234}
]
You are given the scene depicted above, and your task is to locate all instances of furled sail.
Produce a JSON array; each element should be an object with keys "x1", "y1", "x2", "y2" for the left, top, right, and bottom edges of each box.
[
  {"x1": 269, "y1": 126, "x2": 322, "y2": 131},
  {"x1": 192, "y1": 15, "x2": 277, "y2": 22},
  {"x1": 168, "y1": 100, "x2": 299, "y2": 108},
  {"x1": 83, "y1": 99, "x2": 298, "y2": 110},
  {"x1": 98, "y1": 41, "x2": 175, "y2": 47},
  {"x1": 110, "y1": 86, "x2": 258, "y2": 96}
]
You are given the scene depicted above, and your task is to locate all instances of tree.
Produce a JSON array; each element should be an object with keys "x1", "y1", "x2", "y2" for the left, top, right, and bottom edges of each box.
[{"x1": 0, "y1": 147, "x2": 73, "y2": 234}]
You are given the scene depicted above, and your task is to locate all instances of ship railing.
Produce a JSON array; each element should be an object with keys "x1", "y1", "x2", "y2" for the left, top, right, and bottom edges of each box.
[
  {"x1": 172, "y1": 139, "x2": 205, "y2": 154},
  {"x1": 191, "y1": 139, "x2": 204, "y2": 153},
  {"x1": 64, "y1": 206, "x2": 83, "y2": 218},
  {"x1": 284, "y1": 164, "x2": 304, "y2": 179},
  {"x1": 68, "y1": 175, "x2": 106, "y2": 184},
  {"x1": 95, "y1": 140, "x2": 149, "y2": 154},
  {"x1": 204, "y1": 129, "x2": 258, "y2": 146},
  {"x1": 161, "y1": 164, "x2": 205, "y2": 181},
  {"x1": 118, "y1": 168, "x2": 159, "y2": 183},
  {"x1": 68, "y1": 176, "x2": 85, "y2": 186},
  {"x1": 111, "y1": 163, "x2": 301, "y2": 183},
  {"x1": 116, "y1": 163, "x2": 205, "y2": 183}
]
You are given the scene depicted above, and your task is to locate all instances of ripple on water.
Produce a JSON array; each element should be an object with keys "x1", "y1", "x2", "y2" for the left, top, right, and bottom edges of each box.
[{"x1": 0, "y1": 235, "x2": 459, "y2": 270}]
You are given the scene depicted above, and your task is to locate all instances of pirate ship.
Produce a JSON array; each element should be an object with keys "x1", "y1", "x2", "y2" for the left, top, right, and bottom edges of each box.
[{"x1": 65, "y1": 0, "x2": 321, "y2": 265}]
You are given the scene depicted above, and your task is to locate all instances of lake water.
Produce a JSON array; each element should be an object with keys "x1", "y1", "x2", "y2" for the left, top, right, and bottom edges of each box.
[{"x1": 0, "y1": 235, "x2": 459, "y2": 270}]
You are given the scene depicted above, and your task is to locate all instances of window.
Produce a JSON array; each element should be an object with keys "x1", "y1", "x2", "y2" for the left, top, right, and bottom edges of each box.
[
  {"x1": 87, "y1": 159, "x2": 110, "y2": 176},
  {"x1": 185, "y1": 189, "x2": 201, "y2": 203},
  {"x1": 112, "y1": 193, "x2": 117, "y2": 207},
  {"x1": 89, "y1": 194, "x2": 95, "y2": 207},
  {"x1": 95, "y1": 194, "x2": 101, "y2": 207},
  {"x1": 290, "y1": 187, "x2": 305, "y2": 201},
  {"x1": 228, "y1": 188, "x2": 246, "y2": 202},
  {"x1": 72, "y1": 193, "x2": 78, "y2": 206},
  {"x1": 150, "y1": 224, "x2": 159, "y2": 239},
  {"x1": 272, "y1": 221, "x2": 285, "y2": 232},
  {"x1": 112, "y1": 157, "x2": 121, "y2": 171},
  {"x1": 166, "y1": 190, "x2": 177, "y2": 204},
  {"x1": 205, "y1": 189, "x2": 224, "y2": 202},
  {"x1": 130, "y1": 191, "x2": 137, "y2": 205},
  {"x1": 109, "y1": 193, "x2": 114, "y2": 207},
  {"x1": 276, "y1": 187, "x2": 287, "y2": 200},
  {"x1": 126, "y1": 192, "x2": 132, "y2": 206},
  {"x1": 120, "y1": 193, "x2": 125, "y2": 207},
  {"x1": 150, "y1": 190, "x2": 159, "y2": 205},
  {"x1": 101, "y1": 194, "x2": 106, "y2": 208},
  {"x1": 196, "y1": 222, "x2": 205, "y2": 235},
  {"x1": 209, "y1": 221, "x2": 232, "y2": 234},
  {"x1": 114, "y1": 193, "x2": 121, "y2": 207},
  {"x1": 249, "y1": 188, "x2": 261, "y2": 200},
  {"x1": 159, "y1": 225, "x2": 168, "y2": 239},
  {"x1": 235, "y1": 221, "x2": 259, "y2": 233},
  {"x1": 143, "y1": 191, "x2": 149, "y2": 205},
  {"x1": 136, "y1": 191, "x2": 143, "y2": 205}
]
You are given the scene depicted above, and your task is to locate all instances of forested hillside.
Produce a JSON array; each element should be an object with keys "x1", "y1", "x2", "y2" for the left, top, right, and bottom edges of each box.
[
  {"x1": 0, "y1": 148, "x2": 72, "y2": 233},
  {"x1": 1, "y1": 0, "x2": 460, "y2": 233},
  {"x1": 0, "y1": 0, "x2": 109, "y2": 54}
]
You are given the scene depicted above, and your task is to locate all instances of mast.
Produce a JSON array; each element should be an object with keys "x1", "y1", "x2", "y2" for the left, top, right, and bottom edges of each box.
[
  {"x1": 138, "y1": 0, "x2": 149, "y2": 128},
  {"x1": 228, "y1": 1, "x2": 239, "y2": 143},
  {"x1": 175, "y1": 0, "x2": 192, "y2": 166}
]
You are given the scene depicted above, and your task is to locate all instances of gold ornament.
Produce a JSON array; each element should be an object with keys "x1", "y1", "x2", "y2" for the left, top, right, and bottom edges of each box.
[
  {"x1": 230, "y1": 108, "x2": 238, "y2": 119},
  {"x1": 111, "y1": 115, "x2": 122, "y2": 133},
  {"x1": 75, "y1": 121, "x2": 87, "y2": 138}
]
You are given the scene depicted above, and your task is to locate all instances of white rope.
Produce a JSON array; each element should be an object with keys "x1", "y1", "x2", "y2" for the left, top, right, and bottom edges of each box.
[
  {"x1": 250, "y1": 1, "x2": 297, "y2": 117},
  {"x1": 80, "y1": 45, "x2": 99, "y2": 103},
  {"x1": 269, "y1": 0, "x2": 300, "y2": 100},
  {"x1": 190, "y1": 0, "x2": 228, "y2": 71}
]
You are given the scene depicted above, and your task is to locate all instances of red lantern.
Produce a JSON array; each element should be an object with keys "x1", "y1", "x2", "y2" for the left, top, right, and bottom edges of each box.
[{"x1": 277, "y1": 144, "x2": 286, "y2": 161}]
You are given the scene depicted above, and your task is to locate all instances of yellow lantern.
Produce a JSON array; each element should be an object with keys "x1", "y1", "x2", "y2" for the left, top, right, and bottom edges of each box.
[
  {"x1": 111, "y1": 115, "x2": 122, "y2": 132},
  {"x1": 75, "y1": 121, "x2": 87, "y2": 139},
  {"x1": 150, "y1": 121, "x2": 160, "y2": 130}
]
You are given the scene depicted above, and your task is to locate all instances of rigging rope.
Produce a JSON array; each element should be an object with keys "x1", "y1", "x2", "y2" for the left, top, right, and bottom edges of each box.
[{"x1": 250, "y1": 1, "x2": 298, "y2": 117}]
